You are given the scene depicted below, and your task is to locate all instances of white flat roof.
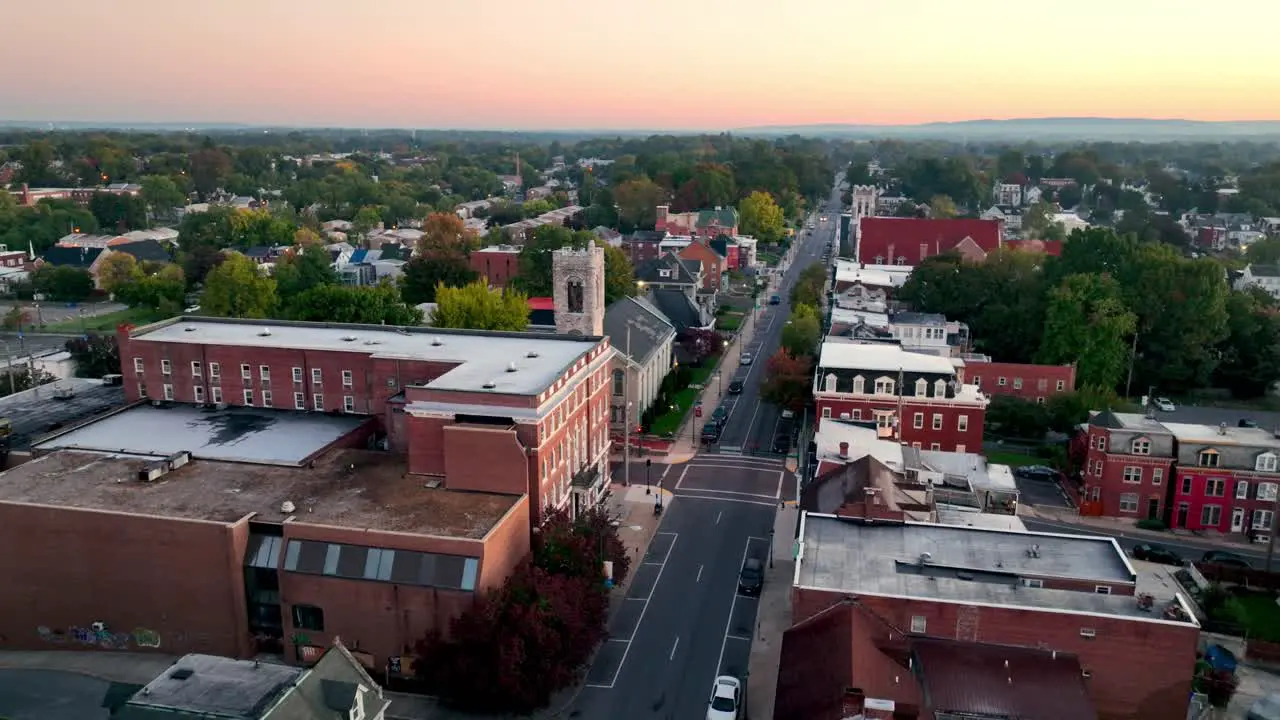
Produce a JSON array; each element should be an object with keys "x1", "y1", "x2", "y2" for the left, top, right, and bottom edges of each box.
[
  {"x1": 132, "y1": 319, "x2": 601, "y2": 397},
  {"x1": 829, "y1": 307, "x2": 890, "y2": 329},
  {"x1": 1161, "y1": 422, "x2": 1280, "y2": 449},
  {"x1": 819, "y1": 340, "x2": 956, "y2": 375}
]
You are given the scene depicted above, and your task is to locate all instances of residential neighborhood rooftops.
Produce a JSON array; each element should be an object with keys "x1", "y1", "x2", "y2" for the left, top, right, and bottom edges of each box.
[
  {"x1": 128, "y1": 317, "x2": 604, "y2": 397},
  {"x1": 797, "y1": 514, "x2": 1195, "y2": 622},
  {"x1": 832, "y1": 262, "x2": 910, "y2": 289},
  {"x1": 1159, "y1": 422, "x2": 1280, "y2": 449},
  {"x1": 40, "y1": 245, "x2": 103, "y2": 268},
  {"x1": 111, "y1": 239, "x2": 172, "y2": 263},
  {"x1": 818, "y1": 339, "x2": 958, "y2": 375},
  {"x1": 0, "y1": 447, "x2": 520, "y2": 536},
  {"x1": 1088, "y1": 411, "x2": 1174, "y2": 433},
  {"x1": 117, "y1": 653, "x2": 304, "y2": 719}
]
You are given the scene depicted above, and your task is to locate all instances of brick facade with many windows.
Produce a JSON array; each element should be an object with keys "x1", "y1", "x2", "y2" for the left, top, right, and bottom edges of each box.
[{"x1": 966, "y1": 360, "x2": 1076, "y2": 403}]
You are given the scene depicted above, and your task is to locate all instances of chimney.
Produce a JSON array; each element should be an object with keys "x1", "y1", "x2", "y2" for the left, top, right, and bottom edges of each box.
[
  {"x1": 839, "y1": 441, "x2": 850, "y2": 459},
  {"x1": 841, "y1": 688, "x2": 866, "y2": 717}
]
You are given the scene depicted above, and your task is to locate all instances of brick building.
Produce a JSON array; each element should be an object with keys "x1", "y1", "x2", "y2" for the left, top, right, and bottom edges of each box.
[
  {"x1": 619, "y1": 230, "x2": 667, "y2": 265},
  {"x1": 117, "y1": 316, "x2": 613, "y2": 521},
  {"x1": 965, "y1": 359, "x2": 1077, "y2": 403},
  {"x1": 855, "y1": 217, "x2": 1002, "y2": 265},
  {"x1": 813, "y1": 340, "x2": 987, "y2": 452},
  {"x1": 469, "y1": 245, "x2": 522, "y2": 288},
  {"x1": 785, "y1": 513, "x2": 1200, "y2": 720},
  {"x1": 0, "y1": 405, "x2": 531, "y2": 673},
  {"x1": 1084, "y1": 412, "x2": 1280, "y2": 540},
  {"x1": 655, "y1": 205, "x2": 738, "y2": 239},
  {"x1": 677, "y1": 238, "x2": 727, "y2": 293}
]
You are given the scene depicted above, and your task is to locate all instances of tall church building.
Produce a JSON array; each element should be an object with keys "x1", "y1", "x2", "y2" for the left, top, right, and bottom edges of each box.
[{"x1": 552, "y1": 245, "x2": 605, "y2": 337}]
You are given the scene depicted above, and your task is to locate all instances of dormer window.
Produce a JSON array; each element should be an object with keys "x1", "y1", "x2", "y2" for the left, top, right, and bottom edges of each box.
[
  {"x1": 658, "y1": 268, "x2": 671, "y2": 278},
  {"x1": 852, "y1": 375, "x2": 865, "y2": 394},
  {"x1": 934, "y1": 379, "x2": 946, "y2": 397},
  {"x1": 874, "y1": 376, "x2": 895, "y2": 395},
  {"x1": 873, "y1": 256, "x2": 884, "y2": 264},
  {"x1": 1131, "y1": 438, "x2": 1150, "y2": 455},
  {"x1": 1199, "y1": 449, "x2": 1220, "y2": 467},
  {"x1": 1259, "y1": 453, "x2": 1278, "y2": 473},
  {"x1": 824, "y1": 373, "x2": 837, "y2": 393},
  {"x1": 915, "y1": 378, "x2": 927, "y2": 396}
]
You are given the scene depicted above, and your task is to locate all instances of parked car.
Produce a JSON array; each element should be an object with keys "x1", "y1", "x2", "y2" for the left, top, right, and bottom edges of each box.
[
  {"x1": 1012, "y1": 465, "x2": 1060, "y2": 482},
  {"x1": 1154, "y1": 397, "x2": 1176, "y2": 412},
  {"x1": 738, "y1": 558, "x2": 764, "y2": 595},
  {"x1": 728, "y1": 380, "x2": 744, "y2": 394},
  {"x1": 1202, "y1": 550, "x2": 1253, "y2": 568},
  {"x1": 1240, "y1": 418, "x2": 1259, "y2": 428},
  {"x1": 769, "y1": 295, "x2": 781, "y2": 305},
  {"x1": 1131, "y1": 543, "x2": 1183, "y2": 566},
  {"x1": 711, "y1": 406, "x2": 728, "y2": 425},
  {"x1": 739, "y1": 353, "x2": 754, "y2": 366},
  {"x1": 772, "y1": 433, "x2": 792, "y2": 454},
  {"x1": 700, "y1": 422, "x2": 722, "y2": 444},
  {"x1": 706, "y1": 676, "x2": 744, "y2": 720}
]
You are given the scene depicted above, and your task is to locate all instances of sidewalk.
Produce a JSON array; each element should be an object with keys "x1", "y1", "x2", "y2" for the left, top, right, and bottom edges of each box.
[
  {"x1": 1021, "y1": 504, "x2": 1268, "y2": 551},
  {"x1": 745, "y1": 504, "x2": 799, "y2": 720}
]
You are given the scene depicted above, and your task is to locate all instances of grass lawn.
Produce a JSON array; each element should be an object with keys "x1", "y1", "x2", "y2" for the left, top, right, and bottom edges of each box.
[
  {"x1": 984, "y1": 451, "x2": 1043, "y2": 467},
  {"x1": 647, "y1": 364, "x2": 718, "y2": 436},
  {"x1": 1231, "y1": 593, "x2": 1280, "y2": 641},
  {"x1": 718, "y1": 313, "x2": 743, "y2": 332},
  {"x1": 41, "y1": 307, "x2": 165, "y2": 333}
]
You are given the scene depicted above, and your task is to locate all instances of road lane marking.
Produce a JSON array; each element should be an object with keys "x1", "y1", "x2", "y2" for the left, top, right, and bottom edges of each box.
[
  {"x1": 593, "y1": 532, "x2": 678, "y2": 689},
  {"x1": 642, "y1": 562, "x2": 664, "y2": 567},
  {"x1": 677, "y1": 487, "x2": 780, "y2": 500},
  {"x1": 717, "y1": 540, "x2": 752, "y2": 677},
  {"x1": 776, "y1": 470, "x2": 786, "y2": 499},
  {"x1": 697, "y1": 564, "x2": 704, "y2": 583},
  {"x1": 716, "y1": 511, "x2": 723, "y2": 525},
  {"x1": 745, "y1": 400, "x2": 762, "y2": 443},
  {"x1": 608, "y1": 638, "x2": 629, "y2": 644},
  {"x1": 726, "y1": 635, "x2": 752, "y2": 642},
  {"x1": 677, "y1": 492, "x2": 782, "y2": 508},
  {"x1": 669, "y1": 636, "x2": 680, "y2": 661},
  {"x1": 673, "y1": 465, "x2": 691, "y2": 491},
  {"x1": 687, "y1": 462, "x2": 786, "y2": 473}
]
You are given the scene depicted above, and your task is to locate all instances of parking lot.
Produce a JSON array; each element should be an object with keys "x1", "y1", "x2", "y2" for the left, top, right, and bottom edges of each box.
[{"x1": 1011, "y1": 467, "x2": 1074, "y2": 508}]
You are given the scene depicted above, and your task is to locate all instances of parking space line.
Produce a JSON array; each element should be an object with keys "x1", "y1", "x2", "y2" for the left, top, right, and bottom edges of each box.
[
  {"x1": 776, "y1": 470, "x2": 785, "y2": 499},
  {"x1": 726, "y1": 635, "x2": 752, "y2": 642},
  {"x1": 718, "y1": 536, "x2": 772, "y2": 673},
  {"x1": 673, "y1": 465, "x2": 691, "y2": 491},
  {"x1": 595, "y1": 532, "x2": 677, "y2": 689}
]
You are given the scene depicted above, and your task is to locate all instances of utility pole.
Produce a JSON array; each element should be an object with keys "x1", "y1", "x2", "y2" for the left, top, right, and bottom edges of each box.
[
  {"x1": 1124, "y1": 331, "x2": 1139, "y2": 399},
  {"x1": 623, "y1": 326, "x2": 631, "y2": 488}
]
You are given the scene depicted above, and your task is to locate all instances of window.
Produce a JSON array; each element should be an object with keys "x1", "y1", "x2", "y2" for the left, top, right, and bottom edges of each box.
[
  {"x1": 934, "y1": 379, "x2": 946, "y2": 397},
  {"x1": 932, "y1": 414, "x2": 942, "y2": 430},
  {"x1": 194, "y1": 386, "x2": 205, "y2": 403},
  {"x1": 1260, "y1": 483, "x2": 1279, "y2": 501},
  {"x1": 851, "y1": 409, "x2": 862, "y2": 420},
  {"x1": 930, "y1": 443, "x2": 941, "y2": 451},
  {"x1": 822, "y1": 407, "x2": 832, "y2": 418},
  {"x1": 342, "y1": 370, "x2": 353, "y2": 387},
  {"x1": 852, "y1": 375, "x2": 865, "y2": 394},
  {"x1": 1181, "y1": 476, "x2": 1193, "y2": 494},
  {"x1": 909, "y1": 616, "x2": 927, "y2": 633},
  {"x1": 313, "y1": 393, "x2": 324, "y2": 411},
  {"x1": 566, "y1": 278, "x2": 585, "y2": 313},
  {"x1": 133, "y1": 357, "x2": 144, "y2": 374},
  {"x1": 343, "y1": 395, "x2": 355, "y2": 413},
  {"x1": 1022, "y1": 578, "x2": 1044, "y2": 588},
  {"x1": 209, "y1": 362, "x2": 221, "y2": 379},
  {"x1": 1095, "y1": 435, "x2": 1107, "y2": 452},
  {"x1": 955, "y1": 444, "x2": 966, "y2": 453},
  {"x1": 1095, "y1": 585, "x2": 1112, "y2": 595},
  {"x1": 913, "y1": 412, "x2": 924, "y2": 429},
  {"x1": 1119, "y1": 493, "x2": 1138, "y2": 512},
  {"x1": 1256, "y1": 510, "x2": 1275, "y2": 531},
  {"x1": 293, "y1": 392, "x2": 305, "y2": 410},
  {"x1": 311, "y1": 368, "x2": 322, "y2": 384},
  {"x1": 162, "y1": 383, "x2": 174, "y2": 401},
  {"x1": 915, "y1": 378, "x2": 927, "y2": 396},
  {"x1": 1092, "y1": 460, "x2": 1103, "y2": 476},
  {"x1": 612, "y1": 369, "x2": 624, "y2": 396},
  {"x1": 261, "y1": 390, "x2": 272, "y2": 407},
  {"x1": 873, "y1": 377, "x2": 894, "y2": 395},
  {"x1": 291, "y1": 604, "x2": 325, "y2": 632},
  {"x1": 972, "y1": 375, "x2": 981, "y2": 387},
  {"x1": 874, "y1": 255, "x2": 884, "y2": 264},
  {"x1": 1202, "y1": 505, "x2": 1223, "y2": 526},
  {"x1": 1237, "y1": 481, "x2": 1250, "y2": 500},
  {"x1": 241, "y1": 363, "x2": 251, "y2": 379},
  {"x1": 1079, "y1": 628, "x2": 1097, "y2": 639},
  {"x1": 243, "y1": 389, "x2": 254, "y2": 405},
  {"x1": 1123, "y1": 467, "x2": 1142, "y2": 484},
  {"x1": 997, "y1": 376, "x2": 1007, "y2": 386},
  {"x1": 1206, "y1": 478, "x2": 1226, "y2": 497},
  {"x1": 292, "y1": 367, "x2": 303, "y2": 383},
  {"x1": 211, "y1": 386, "x2": 223, "y2": 404},
  {"x1": 1259, "y1": 453, "x2": 1278, "y2": 473},
  {"x1": 1056, "y1": 380, "x2": 1066, "y2": 391},
  {"x1": 191, "y1": 361, "x2": 202, "y2": 377},
  {"x1": 161, "y1": 359, "x2": 172, "y2": 375},
  {"x1": 824, "y1": 373, "x2": 837, "y2": 393},
  {"x1": 1131, "y1": 438, "x2": 1150, "y2": 455},
  {"x1": 259, "y1": 365, "x2": 270, "y2": 382},
  {"x1": 1036, "y1": 396, "x2": 1045, "y2": 404},
  {"x1": 1199, "y1": 449, "x2": 1220, "y2": 467},
  {"x1": 957, "y1": 415, "x2": 969, "y2": 432},
  {"x1": 1152, "y1": 468, "x2": 1163, "y2": 485},
  {"x1": 1013, "y1": 377, "x2": 1023, "y2": 390}
]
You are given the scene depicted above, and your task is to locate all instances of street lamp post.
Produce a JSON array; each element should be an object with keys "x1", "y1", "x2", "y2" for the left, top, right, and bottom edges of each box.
[
  {"x1": 768, "y1": 527, "x2": 776, "y2": 569},
  {"x1": 645, "y1": 458, "x2": 651, "y2": 495}
]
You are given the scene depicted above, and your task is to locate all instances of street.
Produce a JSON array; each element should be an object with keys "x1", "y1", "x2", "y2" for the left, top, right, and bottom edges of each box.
[{"x1": 571, "y1": 188, "x2": 839, "y2": 719}]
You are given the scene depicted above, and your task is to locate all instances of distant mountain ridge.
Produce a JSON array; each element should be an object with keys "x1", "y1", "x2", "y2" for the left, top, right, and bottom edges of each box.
[{"x1": 735, "y1": 117, "x2": 1280, "y2": 141}]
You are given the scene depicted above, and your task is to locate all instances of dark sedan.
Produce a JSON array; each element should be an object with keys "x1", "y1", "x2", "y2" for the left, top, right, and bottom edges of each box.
[
  {"x1": 738, "y1": 557, "x2": 764, "y2": 596},
  {"x1": 1013, "y1": 465, "x2": 1061, "y2": 482},
  {"x1": 1131, "y1": 543, "x2": 1183, "y2": 566},
  {"x1": 1202, "y1": 550, "x2": 1253, "y2": 568}
]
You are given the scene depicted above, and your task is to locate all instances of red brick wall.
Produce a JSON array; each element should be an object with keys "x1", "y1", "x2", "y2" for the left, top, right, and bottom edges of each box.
[
  {"x1": 794, "y1": 588, "x2": 1197, "y2": 720},
  {"x1": 624, "y1": 242, "x2": 661, "y2": 265},
  {"x1": 0, "y1": 503, "x2": 251, "y2": 658},
  {"x1": 678, "y1": 242, "x2": 724, "y2": 291},
  {"x1": 815, "y1": 397, "x2": 986, "y2": 453},
  {"x1": 967, "y1": 361, "x2": 1076, "y2": 402},
  {"x1": 443, "y1": 424, "x2": 529, "y2": 495},
  {"x1": 1171, "y1": 468, "x2": 1279, "y2": 535},
  {"x1": 470, "y1": 250, "x2": 521, "y2": 288},
  {"x1": 1083, "y1": 428, "x2": 1174, "y2": 519},
  {"x1": 478, "y1": 498, "x2": 532, "y2": 591}
]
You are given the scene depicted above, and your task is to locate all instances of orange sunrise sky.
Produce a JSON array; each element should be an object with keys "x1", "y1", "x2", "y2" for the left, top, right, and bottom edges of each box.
[{"x1": 3, "y1": 0, "x2": 1278, "y2": 129}]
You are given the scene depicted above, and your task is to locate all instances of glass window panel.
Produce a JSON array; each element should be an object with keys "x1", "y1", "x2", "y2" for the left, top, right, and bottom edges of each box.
[
  {"x1": 284, "y1": 540, "x2": 301, "y2": 571},
  {"x1": 295, "y1": 541, "x2": 328, "y2": 574},
  {"x1": 461, "y1": 558, "x2": 479, "y2": 591},
  {"x1": 377, "y1": 549, "x2": 395, "y2": 580},
  {"x1": 336, "y1": 545, "x2": 368, "y2": 578},
  {"x1": 322, "y1": 544, "x2": 341, "y2": 575},
  {"x1": 434, "y1": 555, "x2": 466, "y2": 588},
  {"x1": 390, "y1": 551, "x2": 422, "y2": 584}
]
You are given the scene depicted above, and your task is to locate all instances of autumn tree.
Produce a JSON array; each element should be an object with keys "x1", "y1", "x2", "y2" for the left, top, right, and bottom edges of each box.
[
  {"x1": 761, "y1": 350, "x2": 813, "y2": 413},
  {"x1": 928, "y1": 194, "x2": 958, "y2": 219},
  {"x1": 400, "y1": 250, "x2": 478, "y2": 305},
  {"x1": 65, "y1": 334, "x2": 120, "y2": 378},
  {"x1": 738, "y1": 190, "x2": 785, "y2": 243},
  {"x1": 293, "y1": 227, "x2": 321, "y2": 245},
  {"x1": 97, "y1": 252, "x2": 144, "y2": 294},
  {"x1": 200, "y1": 252, "x2": 278, "y2": 319},
  {"x1": 1036, "y1": 274, "x2": 1136, "y2": 390},
  {"x1": 613, "y1": 177, "x2": 667, "y2": 232},
  {"x1": 602, "y1": 243, "x2": 636, "y2": 304},
  {"x1": 283, "y1": 283, "x2": 423, "y2": 326},
  {"x1": 680, "y1": 329, "x2": 728, "y2": 365},
  {"x1": 432, "y1": 282, "x2": 529, "y2": 331},
  {"x1": 419, "y1": 211, "x2": 478, "y2": 250},
  {"x1": 189, "y1": 143, "x2": 232, "y2": 200}
]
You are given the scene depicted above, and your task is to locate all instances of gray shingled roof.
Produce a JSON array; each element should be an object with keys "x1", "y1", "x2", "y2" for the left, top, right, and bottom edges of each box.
[{"x1": 604, "y1": 297, "x2": 675, "y2": 365}]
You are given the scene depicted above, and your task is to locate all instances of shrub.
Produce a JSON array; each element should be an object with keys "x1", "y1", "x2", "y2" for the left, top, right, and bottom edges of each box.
[{"x1": 1135, "y1": 518, "x2": 1167, "y2": 531}]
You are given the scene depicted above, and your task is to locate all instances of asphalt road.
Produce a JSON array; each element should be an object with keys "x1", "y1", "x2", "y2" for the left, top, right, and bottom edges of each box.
[
  {"x1": 0, "y1": 669, "x2": 114, "y2": 720},
  {"x1": 713, "y1": 189, "x2": 840, "y2": 456}
]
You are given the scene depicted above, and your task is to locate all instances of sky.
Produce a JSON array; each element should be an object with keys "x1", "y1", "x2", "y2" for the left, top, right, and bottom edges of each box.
[{"x1": 3, "y1": 0, "x2": 1279, "y2": 130}]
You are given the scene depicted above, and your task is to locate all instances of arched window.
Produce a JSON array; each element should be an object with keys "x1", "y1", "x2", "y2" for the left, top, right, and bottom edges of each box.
[
  {"x1": 852, "y1": 375, "x2": 865, "y2": 394},
  {"x1": 824, "y1": 373, "x2": 837, "y2": 393},
  {"x1": 914, "y1": 378, "x2": 927, "y2": 396},
  {"x1": 874, "y1": 376, "x2": 895, "y2": 395},
  {"x1": 566, "y1": 278, "x2": 584, "y2": 313},
  {"x1": 934, "y1": 379, "x2": 947, "y2": 397}
]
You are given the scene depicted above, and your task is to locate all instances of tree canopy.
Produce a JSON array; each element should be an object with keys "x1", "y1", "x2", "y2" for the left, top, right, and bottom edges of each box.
[{"x1": 432, "y1": 282, "x2": 529, "y2": 331}]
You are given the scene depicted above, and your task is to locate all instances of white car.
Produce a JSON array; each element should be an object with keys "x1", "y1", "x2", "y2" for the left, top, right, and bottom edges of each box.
[
  {"x1": 739, "y1": 353, "x2": 754, "y2": 366},
  {"x1": 1154, "y1": 397, "x2": 1176, "y2": 412},
  {"x1": 706, "y1": 675, "x2": 742, "y2": 720}
]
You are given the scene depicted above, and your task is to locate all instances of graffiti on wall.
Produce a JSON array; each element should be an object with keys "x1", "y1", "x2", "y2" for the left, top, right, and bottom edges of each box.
[{"x1": 35, "y1": 624, "x2": 210, "y2": 650}]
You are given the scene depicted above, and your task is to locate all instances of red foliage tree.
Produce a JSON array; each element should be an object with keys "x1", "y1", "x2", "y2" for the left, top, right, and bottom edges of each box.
[
  {"x1": 534, "y1": 506, "x2": 631, "y2": 587},
  {"x1": 761, "y1": 349, "x2": 813, "y2": 413},
  {"x1": 680, "y1": 328, "x2": 728, "y2": 365}
]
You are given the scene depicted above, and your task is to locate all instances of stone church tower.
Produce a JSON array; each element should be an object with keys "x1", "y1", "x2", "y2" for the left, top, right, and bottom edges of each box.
[{"x1": 552, "y1": 244, "x2": 605, "y2": 336}]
